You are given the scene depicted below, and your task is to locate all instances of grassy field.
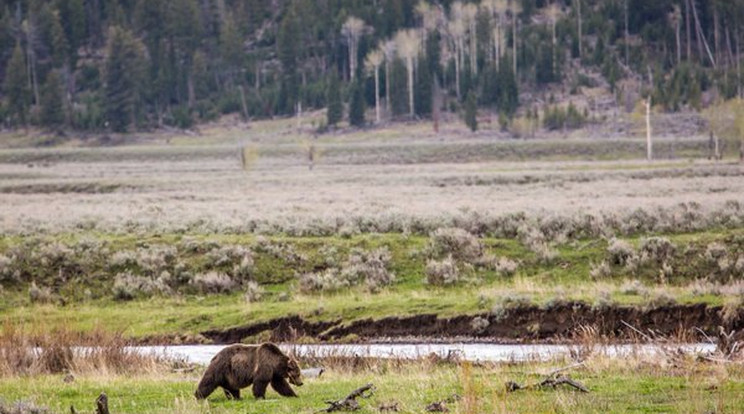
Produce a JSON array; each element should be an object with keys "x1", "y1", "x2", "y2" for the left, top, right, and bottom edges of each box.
[
  {"x1": 0, "y1": 121, "x2": 743, "y2": 339},
  {"x1": 1, "y1": 119, "x2": 743, "y2": 412},
  {"x1": 0, "y1": 227, "x2": 742, "y2": 339},
  {"x1": 1, "y1": 356, "x2": 742, "y2": 414}
]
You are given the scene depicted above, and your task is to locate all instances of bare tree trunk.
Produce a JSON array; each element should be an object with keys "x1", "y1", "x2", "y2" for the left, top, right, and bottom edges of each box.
[
  {"x1": 576, "y1": 0, "x2": 582, "y2": 59},
  {"x1": 691, "y1": 0, "x2": 716, "y2": 67},
  {"x1": 692, "y1": 0, "x2": 704, "y2": 62},
  {"x1": 296, "y1": 101, "x2": 301, "y2": 129},
  {"x1": 470, "y1": 20, "x2": 477, "y2": 75},
  {"x1": 726, "y1": 27, "x2": 734, "y2": 68},
  {"x1": 675, "y1": 20, "x2": 682, "y2": 65},
  {"x1": 407, "y1": 57, "x2": 414, "y2": 118},
  {"x1": 455, "y1": 44, "x2": 461, "y2": 100},
  {"x1": 187, "y1": 72, "x2": 195, "y2": 109},
  {"x1": 374, "y1": 66, "x2": 380, "y2": 123},
  {"x1": 713, "y1": 2, "x2": 720, "y2": 65},
  {"x1": 686, "y1": 0, "x2": 692, "y2": 60},
  {"x1": 385, "y1": 61, "x2": 391, "y2": 113},
  {"x1": 646, "y1": 97, "x2": 653, "y2": 161},
  {"x1": 239, "y1": 85, "x2": 248, "y2": 121},
  {"x1": 432, "y1": 78, "x2": 441, "y2": 133},
  {"x1": 513, "y1": 14, "x2": 517, "y2": 75},
  {"x1": 493, "y1": 26, "x2": 500, "y2": 70},
  {"x1": 624, "y1": 0, "x2": 629, "y2": 66},
  {"x1": 738, "y1": 26, "x2": 742, "y2": 98},
  {"x1": 255, "y1": 63, "x2": 261, "y2": 91},
  {"x1": 552, "y1": 16, "x2": 557, "y2": 75}
]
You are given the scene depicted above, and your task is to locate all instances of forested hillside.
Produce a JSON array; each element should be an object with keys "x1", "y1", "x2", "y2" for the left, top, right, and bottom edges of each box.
[{"x1": 1, "y1": 0, "x2": 743, "y2": 133}]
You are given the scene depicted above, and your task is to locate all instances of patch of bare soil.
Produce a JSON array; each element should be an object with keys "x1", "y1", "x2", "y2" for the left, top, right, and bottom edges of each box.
[{"x1": 195, "y1": 303, "x2": 744, "y2": 345}]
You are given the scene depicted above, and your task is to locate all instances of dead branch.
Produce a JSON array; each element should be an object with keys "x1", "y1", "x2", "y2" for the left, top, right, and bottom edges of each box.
[
  {"x1": 621, "y1": 320, "x2": 654, "y2": 342},
  {"x1": 716, "y1": 326, "x2": 740, "y2": 358},
  {"x1": 542, "y1": 361, "x2": 586, "y2": 377},
  {"x1": 378, "y1": 401, "x2": 400, "y2": 412},
  {"x1": 508, "y1": 362, "x2": 589, "y2": 393},
  {"x1": 506, "y1": 375, "x2": 589, "y2": 393},
  {"x1": 317, "y1": 383, "x2": 375, "y2": 413},
  {"x1": 425, "y1": 394, "x2": 461, "y2": 412}
]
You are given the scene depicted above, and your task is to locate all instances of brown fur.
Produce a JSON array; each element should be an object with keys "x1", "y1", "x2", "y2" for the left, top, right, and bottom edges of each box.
[{"x1": 194, "y1": 342, "x2": 302, "y2": 400}]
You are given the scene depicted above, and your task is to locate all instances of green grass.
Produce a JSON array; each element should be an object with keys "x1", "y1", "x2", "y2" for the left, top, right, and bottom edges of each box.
[
  {"x1": 1, "y1": 359, "x2": 742, "y2": 414},
  {"x1": 1, "y1": 228, "x2": 742, "y2": 339}
]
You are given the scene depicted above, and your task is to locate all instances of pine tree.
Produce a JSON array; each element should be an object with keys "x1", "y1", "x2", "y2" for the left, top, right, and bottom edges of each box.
[
  {"x1": 104, "y1": 27, "x2": 146, "y2": 132},
  {"x1": 415, "y1": 56, "x2": 432, "y2": 117},
  {"x1": 390, "y1": 59, "x2": 408, "y2": 117},
  {"x1": 349, "y1": 79, "x2": 366, "y2": 127},
  {"x1": 41, "y1": 70, "x2": 65, "y2": 128},
  {"x1": 498, "y1": 63, "x2": 518, "y2": 116},
  {"x1": 277, "y1": 6, "x2": 300, "y2": 115},
  {"x1": 3, "y1": 43, "x2": 30, "y2": 125},
  {"x1": 50, "y1": 11, "x2": 70, "y2": 68},
  {"x1": 464, "y1": 90, "x2": 478, "y2": 132},
  {"x1": 326, "y1": 72, "x2": 342, "y2": 127}
]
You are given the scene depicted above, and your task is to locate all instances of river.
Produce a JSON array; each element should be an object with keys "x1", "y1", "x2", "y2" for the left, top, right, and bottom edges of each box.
[{"x1": 131, "y1": 342, "x2": 717, "y2": 365}]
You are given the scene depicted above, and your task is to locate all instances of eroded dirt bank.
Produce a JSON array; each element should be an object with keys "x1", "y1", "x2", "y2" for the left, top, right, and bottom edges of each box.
[{"x1": 148, "y1": 303, "x2": 744, "y2": 345}]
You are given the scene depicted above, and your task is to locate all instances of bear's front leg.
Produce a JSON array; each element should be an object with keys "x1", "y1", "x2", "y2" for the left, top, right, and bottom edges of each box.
[
  {"x1": 252, "y1": 380, "x2": 268, "y2": 399},
  {"x1": 223, "y1": 387, "x2": 241, "y2": 400},
  {"x1": 270, "y1": 377, "x2": 297, "y2": 397}
]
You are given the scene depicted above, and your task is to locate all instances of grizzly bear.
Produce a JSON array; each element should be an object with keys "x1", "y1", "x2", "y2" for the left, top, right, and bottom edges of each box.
[{"x1": 194, "y1": 342, "x2": 303, "y2": 400}]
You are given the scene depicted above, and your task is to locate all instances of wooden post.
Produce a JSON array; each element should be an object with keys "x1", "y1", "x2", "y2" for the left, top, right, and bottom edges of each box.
[
  {"x1": 96, "y1": 392, "x2": 110, "y2": 414},
  {"x1": 238, "y1": 85, "x2": 249, "y2": 122}
]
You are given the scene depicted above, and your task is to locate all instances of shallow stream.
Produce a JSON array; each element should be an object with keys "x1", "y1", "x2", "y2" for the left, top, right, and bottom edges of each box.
[{"x1": 132, "y1": 343, "x2": 716, "y2": 365}]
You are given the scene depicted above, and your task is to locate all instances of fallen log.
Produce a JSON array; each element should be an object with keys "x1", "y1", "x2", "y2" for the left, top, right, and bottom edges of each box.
[
  {"x1": 317, "y1": 383, "x2": 375, "y2": 412},
  {"x1": 378, "y1": 401, "x2": 400, "y2": 412},
  {"x1": 424, "y1": 394, "x2": 461, "y2": 412},
  {"x1": 506, "y1": 375, "x2": 589, "y2": 393}
]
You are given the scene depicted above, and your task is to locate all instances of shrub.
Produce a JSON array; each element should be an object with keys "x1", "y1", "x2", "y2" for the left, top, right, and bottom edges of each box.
[
  {"x1": 297, "y1": 247, "x2": 395, "y2": 293},
  {"x1": 191, "y1": 272, "x2": 236, "y2": 294},
  {"x1": 425, "y1": 256, "x2": 460, "y2": 286},
  {"x1": 607, "y1": 238, "x2": 635, "y2": 267},
  {"x1": 135, "y1": 245, "x2": 178, "y2": 276},
  {"x1": 298, "y1": 269, "x2": 346, "y2": 293},
  {"x1": 207, "y1": 245, "x2": 252, "y2": 268},
  {"x1": 28, "y1": 282, "x2": 52, "y2": 304},
  {"x1": 620, "y1": 279, "x2": 648, "y2": 296},
  {"x1": 648, "y1": 291, "x2": 677, "y2": 308},
  {"x1": 490, "y1": 294, "x2": 531, "y2": 321},
  {"x1": 590, "y1": 261, "x2": 611, "y2": 279},
  {"x1": 470, "y1": 316, "x2": 490, "y2": 334},
  {"x1": 705, "y1": 242, "x2": 729, "y2": 263},
  {"x1": 517, "y1": 225, "x2": 558, "y2": 263},
  {"x1": 428, "y1": 228, "x2": 483, "y2": 263},
  {"x1": 0, "y1": 254, "x2": 16, "y2": 283},
  {"x1": 243, "y1": 281, "x2": 264, "y2": 303},
  {"x1": 492, "y1": 257, "x2": 519, "y2": 276},
  {"x1": 109, "y1": 250, "x2": 138, "y2": 269},
  {"x1": 639, "y1": 237, "x2": 676, "y2": 264},
  {"x1": 112, "y1": 272, "x2": 158, "y2": 301},
  {"x1": 0, "y1": 400, "x2": 51, "y2": 414},
  {"x1": 341, "y1": 247, "x2": 395, "y2": 291}
]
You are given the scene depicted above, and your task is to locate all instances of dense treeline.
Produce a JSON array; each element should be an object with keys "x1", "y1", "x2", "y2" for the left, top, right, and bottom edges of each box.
[{"x1": 0, "y1": 0, "x2": 743, "y2": 133}]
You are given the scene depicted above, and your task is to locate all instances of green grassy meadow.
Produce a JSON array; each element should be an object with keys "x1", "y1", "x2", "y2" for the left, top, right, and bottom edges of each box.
[{"x1": 1, "y1": 358, "x2": 742, "y2": 414}]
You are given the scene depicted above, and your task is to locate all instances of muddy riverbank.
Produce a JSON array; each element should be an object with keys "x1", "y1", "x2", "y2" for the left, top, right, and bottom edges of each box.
[{"x1": 139, "y1": 303, "x2": 744, "y2": 345}]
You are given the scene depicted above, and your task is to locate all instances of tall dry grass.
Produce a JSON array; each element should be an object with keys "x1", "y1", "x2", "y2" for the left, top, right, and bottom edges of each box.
[{"x1": 0, "y1": 320, "x2": 169, "y2": 377}]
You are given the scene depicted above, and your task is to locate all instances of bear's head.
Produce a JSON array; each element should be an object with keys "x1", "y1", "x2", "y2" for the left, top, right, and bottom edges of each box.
[{"x1": 286, "y1": 358, "x2": 303, "y2": 386}]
